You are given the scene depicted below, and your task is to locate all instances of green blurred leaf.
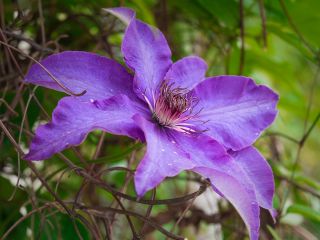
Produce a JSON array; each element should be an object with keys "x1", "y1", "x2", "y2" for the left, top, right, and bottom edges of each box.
[
  {"x1": 287, "y1": 204, "x2": 320, "y2": 222},
  {"x1": 197, "y1": 0, "x2": 238, "y2": 29}
]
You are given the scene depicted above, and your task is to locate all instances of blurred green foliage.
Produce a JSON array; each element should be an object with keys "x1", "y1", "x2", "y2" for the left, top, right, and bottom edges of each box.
[{"x1": 1, "y1": 0, "x2": 320, "y2": 239}]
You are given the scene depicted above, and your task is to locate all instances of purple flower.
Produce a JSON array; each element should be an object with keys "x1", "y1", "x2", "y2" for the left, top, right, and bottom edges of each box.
[{"x1": 24, "y1": 7, "x2": 278, "y2": 240}]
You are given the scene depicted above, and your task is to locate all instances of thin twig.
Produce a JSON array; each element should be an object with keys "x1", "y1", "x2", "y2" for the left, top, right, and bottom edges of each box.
[
  {"x1": 1, "y1": 204, "x2": 50, "y2": 240},
  {"x1": 76, "y1": 204, "x2": 185, "y2": 240},
  {"x1": 139, "y1": 189, "x2": 156, "y2": 236},
  {"x1": 258, "y1": 0, "x2": 267, "y2": 48},
  {"x1": 238, "y1": 0, "x2": 245, "y2": 75},
  {"x1": 3, "y1": 30, "x2": 53, "y2": 52}
]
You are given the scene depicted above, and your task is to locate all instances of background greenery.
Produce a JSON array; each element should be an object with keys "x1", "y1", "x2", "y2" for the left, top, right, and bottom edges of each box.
[{"x1": 1, "y1": 0, "x2": 320, "y2": 239}]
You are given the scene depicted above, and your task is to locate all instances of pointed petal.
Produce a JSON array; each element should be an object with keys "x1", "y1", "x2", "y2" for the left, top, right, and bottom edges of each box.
[
  {"x1": 194, "y1": 167, "x2": 260, "y2": 240},
  {"x1": 230, "y1": 146, "x2": 276, "y2": 219},
  {"x1": 170, "y1": 133, "x2": 260, "y2": 240},
  {"x1": 164, "y1": 56, "x2": 208, "y2": 89},
  {"x1": 25, "y1": 95, "x2": 148, "y2": 161},
  {"x1": 103, "y1": 7, "x2": 134, "y2": 25},
  {"x1": 107, "y1": 8, "x2": 172, "y2": 102},
  {"x1": 193, "y1": 76, "x2": 279, "y2": 150},
  {"x1": 132, "y1": 114, "x2": 262, "y2": 238},
  {"x1": 133, "y1": 115, "x2": 194, "y2": 196},
  {"x1": 25, "y1": 51, "x2": 135, "y2": 101}
]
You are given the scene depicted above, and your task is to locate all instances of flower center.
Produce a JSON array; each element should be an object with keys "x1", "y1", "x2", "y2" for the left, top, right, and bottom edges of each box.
[{"x1": 150, "y1": 82, "x2": 200, "y2": 133}]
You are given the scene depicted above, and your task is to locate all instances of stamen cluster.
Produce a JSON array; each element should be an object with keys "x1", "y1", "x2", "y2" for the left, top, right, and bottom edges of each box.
[{"x1": 151, "y1": 82, "x2": 199, "y2": 133}]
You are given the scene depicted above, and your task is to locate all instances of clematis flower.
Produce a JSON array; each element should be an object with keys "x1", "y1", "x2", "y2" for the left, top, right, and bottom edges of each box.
[{"x1": 24, "y1": 7, "x2": 278, "y2": 240}]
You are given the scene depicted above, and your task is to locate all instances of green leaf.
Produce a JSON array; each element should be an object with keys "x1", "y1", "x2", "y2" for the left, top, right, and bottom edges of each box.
[
  {"x1": 197, "y1": 0, "x2": 238, "y2": 29},
  {"x1": 287, "y1": 204, "x2": 320, "y2": 222}
]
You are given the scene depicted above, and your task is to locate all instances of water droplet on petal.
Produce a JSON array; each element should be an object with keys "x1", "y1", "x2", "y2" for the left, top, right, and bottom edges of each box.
[
  {"x1": 171, "y1": 140, "x2": 176, "y2": 144},
  {"x1": 161, "y1": 149, "x2": 165, "y2": 152},
  {"x1": 90, "y1": 99, "x2": 94, "y2": 103}
]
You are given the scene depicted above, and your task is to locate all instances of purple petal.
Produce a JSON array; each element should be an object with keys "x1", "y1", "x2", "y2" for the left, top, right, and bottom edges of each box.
[
  {"x1": 120, "y1": 11, "x2": 172, "y2": 102},
  {"x1": 132, "y1": 113, "x2": 261, "y2": 238},
  {"x1": 170, "y1": 133, "x2": 260, "y2": 240},
  {"x1": 172, "y1": 133, "x2": 230, "y2": 168},
  {"x1": 103, "y1": 7, "x2": 134, "y2": 25},
  {"x1": 133, "y1": 115, "x2": 194, "y2": 196},
  {"x1": 25, "y1": 51, "x2": 135, "y2": 101},
  {"x1": 193, "y1": 76, "x2": 279, "y2": 150},
  {"x1": 194, "y1": 167, "x2": 260, "y2": 240},
  {"x1": 164, "y1": 56, "x2": 208, "y2": 89},
  {"x1": 230, "y1": 146, "x2": 276, "y2": 219},
  {"x1": 25, "y1": 95, "x2": 148, "y2": 161}
]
